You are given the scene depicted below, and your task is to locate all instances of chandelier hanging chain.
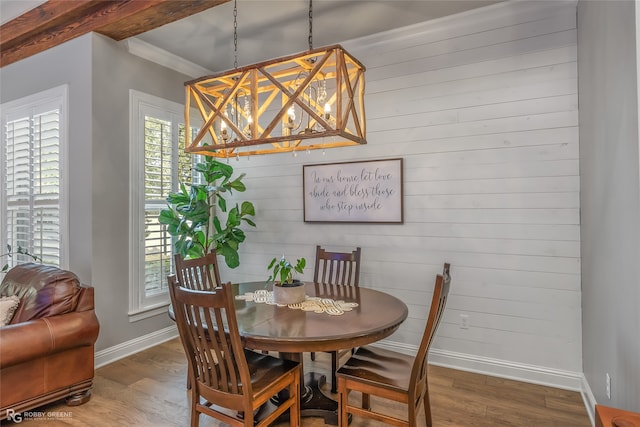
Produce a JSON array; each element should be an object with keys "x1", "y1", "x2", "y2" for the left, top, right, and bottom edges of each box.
[
  {"x1": 233, "y1": 0, "x2": 238, "y2": 69},
  {"x1": 308, "y1": 0, "x2": 313, "y2": 50}
]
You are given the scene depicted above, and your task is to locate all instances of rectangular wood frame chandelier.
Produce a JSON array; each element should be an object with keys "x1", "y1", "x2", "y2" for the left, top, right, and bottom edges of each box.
[{"x1": 184, "y1": 44, "x2": 366, "y2": 158}]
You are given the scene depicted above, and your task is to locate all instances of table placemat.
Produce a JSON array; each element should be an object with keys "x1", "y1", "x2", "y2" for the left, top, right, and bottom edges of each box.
[{"x1": 235, "y1": 289, "x2": 358, "y2": 315}]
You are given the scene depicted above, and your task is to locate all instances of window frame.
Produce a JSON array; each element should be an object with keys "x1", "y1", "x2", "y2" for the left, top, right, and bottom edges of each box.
[
  {"x1": 129, "y1": 90, "x2": 197, "y2": 321},
  {"x1": 0, "y1": 84, "x2": 69, "y2": 270}
]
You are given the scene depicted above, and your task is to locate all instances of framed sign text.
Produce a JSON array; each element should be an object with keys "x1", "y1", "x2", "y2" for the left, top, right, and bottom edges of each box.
[{"x1": 303, "y1": 158, "x2": 403, "y2": 223}]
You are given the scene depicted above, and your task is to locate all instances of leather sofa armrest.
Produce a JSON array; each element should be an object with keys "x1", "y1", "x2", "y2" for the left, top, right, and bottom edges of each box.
[
  {"x1": 75, "y1": 286, "x2": 94, "y2": 312},
  {"x1": 0, "y1": 310, "x2": 99, "y2": 368}
]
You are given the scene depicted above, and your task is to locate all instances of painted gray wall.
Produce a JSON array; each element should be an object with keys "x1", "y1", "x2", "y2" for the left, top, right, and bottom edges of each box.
[
  {"x1": 0, "y1": 33, "x2": 191, "y2": 351},
  {"x1": 89, "y1": 33, "x2": 192, "y2": 350},
  {"x1": 578, "y1": 0, "x2": 640, "y2": 412},
  {"x1": 0, "y1": 35, "x2": 93, "y2": 283}
]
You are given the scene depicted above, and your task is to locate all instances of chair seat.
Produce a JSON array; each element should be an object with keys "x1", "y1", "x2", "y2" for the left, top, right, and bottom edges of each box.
[
  {"x1": 244, "y1": 350, "x2": 300, "y2": 392},
  {"x1": 336, "y1": 346, "x2": 413, "y2": 393}
]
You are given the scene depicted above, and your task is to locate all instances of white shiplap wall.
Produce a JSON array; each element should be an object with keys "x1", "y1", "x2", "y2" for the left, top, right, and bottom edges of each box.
[{"x1": 220, "y1": 0, "x2": 581, "y2": 389}]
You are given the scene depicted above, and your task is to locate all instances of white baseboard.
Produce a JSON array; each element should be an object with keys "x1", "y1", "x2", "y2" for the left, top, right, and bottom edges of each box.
[
  {"x1": 581, "y1": 374, "x2": 597, "y2": 426},
  {"x1": 428, "y1": 347, "x2": 584, "y2": 391},
  {"x1": 375, "y1": 339, "x2": 594, "y2": 424},
  {"x1": 94, "y1": 325, "x2": 178, "y2": 369}
]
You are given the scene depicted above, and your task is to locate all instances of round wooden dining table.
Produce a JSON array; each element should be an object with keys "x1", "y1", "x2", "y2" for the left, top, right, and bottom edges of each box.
[{"x1": 230, "y1": 281, "x2": 408, "y2": 424}]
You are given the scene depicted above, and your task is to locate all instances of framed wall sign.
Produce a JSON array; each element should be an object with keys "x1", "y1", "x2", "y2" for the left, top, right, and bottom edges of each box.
[{"x1": 303, "y1": 158, "x2": 403, "y2": 223}]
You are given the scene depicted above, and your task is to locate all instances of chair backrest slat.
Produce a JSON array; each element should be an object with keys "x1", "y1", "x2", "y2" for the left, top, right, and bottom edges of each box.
[
  {"x1": 313, "y1": 245, "x2": 362, "y2": 287},
  {"x1": 169, "y1": 276, "x2": 250, "y2": 398},
  {"x1": 174, "y1": 251, "x2": 223, "y2": 291}
]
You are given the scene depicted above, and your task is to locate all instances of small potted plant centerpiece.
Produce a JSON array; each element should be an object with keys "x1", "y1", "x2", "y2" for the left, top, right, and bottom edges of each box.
[{"x1": 267, "y1": 255, "x2": 306, "y2": 305}]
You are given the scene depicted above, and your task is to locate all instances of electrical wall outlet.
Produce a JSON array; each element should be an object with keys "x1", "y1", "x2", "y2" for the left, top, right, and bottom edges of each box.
[
  {"x1": 606, "y1": 373, "x2": 611, "y2": 399},
  {"x1": 460, "y1": 314, "x2": 469, "y2": 329}
]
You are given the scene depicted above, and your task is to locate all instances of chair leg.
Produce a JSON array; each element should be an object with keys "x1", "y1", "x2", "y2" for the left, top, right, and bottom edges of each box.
[
  {"x1": 190, "y1": 385, "x2": 200, "y2": 427},
  {"x1": 338, "y1": 379, "x2": 349, "y2": 427},
  {"x1": 191, "y1": 405, "x2": 199, "y2": 427},
  {"x1": 244, "y1": 410, "x2": 254, "y2": 426},
  {"x1": 289, "y1": 369, "x2": 301, "y2": 427},
  {"x1": 331, "y1": 351, "x2": 338, "y2": 393},
  {"x1": 424, "y1": 388, "x2": 433, "y2": 427}
]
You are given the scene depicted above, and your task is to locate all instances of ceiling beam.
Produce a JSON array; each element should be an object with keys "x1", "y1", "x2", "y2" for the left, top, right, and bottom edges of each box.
[{"x1": 0, "y1": 0, "x2": 230, "y2": 68}]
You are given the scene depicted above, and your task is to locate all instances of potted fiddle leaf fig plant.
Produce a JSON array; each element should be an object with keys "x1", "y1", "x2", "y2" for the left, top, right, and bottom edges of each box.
[
  {"x1": 158, "y1": 156, "x2": 256, "y2": 269},
  {"x1": 267, "y1": 255, "x2": 307, "y2": 305}
]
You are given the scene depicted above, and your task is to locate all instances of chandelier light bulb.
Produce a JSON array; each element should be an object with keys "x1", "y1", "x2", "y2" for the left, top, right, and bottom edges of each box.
[{"x1": 324, "y1": 102, "x2": 331, "y2": 119}]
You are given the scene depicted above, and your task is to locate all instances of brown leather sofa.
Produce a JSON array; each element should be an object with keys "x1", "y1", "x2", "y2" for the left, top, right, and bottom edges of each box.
[{"x1": 0, "y1": 263, "x2": 100, "y2": 420}]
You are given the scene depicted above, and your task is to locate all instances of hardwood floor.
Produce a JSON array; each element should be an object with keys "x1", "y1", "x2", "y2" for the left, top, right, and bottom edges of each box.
[{"x1": 4, "y1": 338, "x2": 591, "y2": 426}]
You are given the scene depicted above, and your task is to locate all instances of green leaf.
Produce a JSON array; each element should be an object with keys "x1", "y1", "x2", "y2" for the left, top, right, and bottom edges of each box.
[
  {"x1": 216, "y1": 161, "x2": 234, "y2": 178},
  {"x1": 194, "y1": 187, "x2": 208, "y2": 202},
  {"x1": 175, "y1": 240, "x2": 188, "y2": 258},
  {"x1": 227, "y1": 211, "x2": 239, "y2": 227},
  {"x1": 166, "y1": 191, "x2": 189, "y2": 205},
  {"x1": 229, "y1": 179, "x2": 246, "y2": 192},
  {"x1": 194, "y1": 230, "x2": 206, "y2": 247},
  {"x1": 213, "y1": 216, "x2": 222, "y2": 233},
  {"x1": 231, "y1": 228, "x2": 246, "y2": 241},
  {"x1": 241, "y1": 201, "x2": 255, "y2": 216},
  {"x1": 217, "y1": 196, "x2": 227, "y2": 212},
  {"x1": 158, "y1": 209, "x2": 177, "y2": 224},
  {"x1": 217, "y1": 244, "x2": 239, "y2": 268},
  {"x1": 187, "y1": 245, "x2": 204, "y2": 259}
]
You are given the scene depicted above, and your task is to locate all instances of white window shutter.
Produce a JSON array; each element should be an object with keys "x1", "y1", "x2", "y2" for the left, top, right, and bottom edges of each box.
[{"x1": 2, "y1": 90, "x2": 65, "y2": 269}]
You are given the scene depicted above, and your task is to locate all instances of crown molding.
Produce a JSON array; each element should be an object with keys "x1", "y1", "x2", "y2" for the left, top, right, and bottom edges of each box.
[{"x1": 123, "y1": 37, "x2": 212, "y2": 78}]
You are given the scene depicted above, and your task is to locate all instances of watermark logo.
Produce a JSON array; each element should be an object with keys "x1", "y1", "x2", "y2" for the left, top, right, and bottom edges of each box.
[{"x1": 5, "y1": 409, "x2": 73, "y2": 423}]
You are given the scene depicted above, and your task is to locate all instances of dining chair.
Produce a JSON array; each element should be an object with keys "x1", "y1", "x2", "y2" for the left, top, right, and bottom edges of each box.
[
  {"x1": 174, "y1": 250, "x2": 223, "y2": 291},
  {"x1": 172, "y1": 251, "x2": 228, "y2": 388},
  {"x1": 311, "y1": 245, "x2": 362, "y2": 393},
  {"x1": 336, "y1": 263, "x2": 451, "y2": 427},
  {"x1": 168, "y1": 275, "x2": 301, "y2": 427}
]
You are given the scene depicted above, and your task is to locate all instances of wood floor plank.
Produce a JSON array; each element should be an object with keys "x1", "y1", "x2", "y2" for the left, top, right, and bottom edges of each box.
[{"x1": 5, "y1": 338, "x2": 590, "y2": 426}]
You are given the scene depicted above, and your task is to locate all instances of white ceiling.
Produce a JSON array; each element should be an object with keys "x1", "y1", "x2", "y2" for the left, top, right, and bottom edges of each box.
[{"x1": 1, "y1": 0, "x2": 501, "y2": 73}]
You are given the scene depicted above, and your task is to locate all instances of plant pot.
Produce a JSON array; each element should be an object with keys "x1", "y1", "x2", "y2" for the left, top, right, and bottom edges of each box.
[{"x1": 272, "y1": 280, "x2": 306, "y2": 305}]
